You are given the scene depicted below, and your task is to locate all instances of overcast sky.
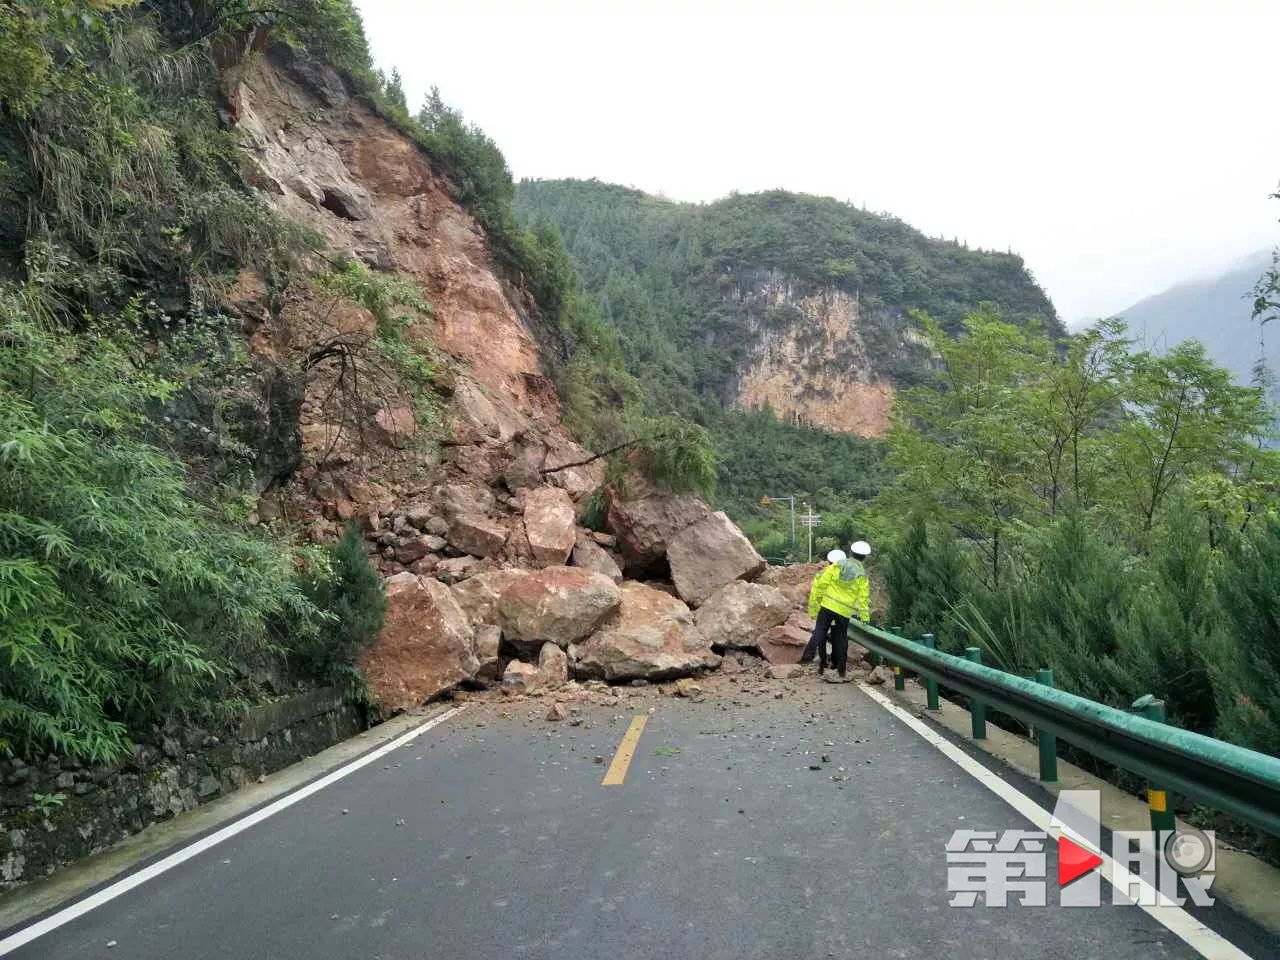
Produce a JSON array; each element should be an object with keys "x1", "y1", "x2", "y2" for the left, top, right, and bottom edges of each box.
[{"x1": 355, "y1": 0, "x2": 1279, "y2": 327}]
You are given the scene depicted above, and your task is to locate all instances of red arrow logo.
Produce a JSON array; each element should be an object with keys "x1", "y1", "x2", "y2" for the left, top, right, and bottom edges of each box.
[{"x1": 1058, "y1": 836, "x2": 1103, "y2": 886}]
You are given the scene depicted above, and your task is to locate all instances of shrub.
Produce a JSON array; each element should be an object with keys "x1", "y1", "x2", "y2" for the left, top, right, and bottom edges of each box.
[
  {"x1": 1210, "y1": 515, "x2": 1280, "y2": 757},
  {"x1": 0, "y1": 310, "x2": 322, "y2": 761},
  {"x1": 884, "y1": 513, "x2": 971, "y2": 651},
  {"x1": 296, "y1": 525, "x2": 387, "y2": 681}
]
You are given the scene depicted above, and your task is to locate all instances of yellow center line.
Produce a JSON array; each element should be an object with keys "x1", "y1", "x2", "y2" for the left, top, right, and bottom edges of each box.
[{"x1": 601, "y1": 715, "x2": 648, "y2": 786}]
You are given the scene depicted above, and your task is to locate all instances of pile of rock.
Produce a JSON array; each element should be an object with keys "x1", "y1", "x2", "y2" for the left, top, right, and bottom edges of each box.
[{"x1": 357, "y1": 467, "x2": 821, "y2": 712}]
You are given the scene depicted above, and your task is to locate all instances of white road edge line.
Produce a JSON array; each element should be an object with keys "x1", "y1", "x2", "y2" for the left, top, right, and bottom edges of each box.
[
  {"x1": 0, "y1": 704, "x2": 466, "y2": 956},
  {"x1": 857, "y1": 684, "x2": 1251, "y2": 960}
]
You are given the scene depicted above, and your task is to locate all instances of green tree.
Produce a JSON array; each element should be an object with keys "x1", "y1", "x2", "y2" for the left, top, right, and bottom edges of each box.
[
  {"x1": 1104, "y1": 341, "x2": 1273, "y2": 539},
  {"x1": 297, "y1": 525, "x2": 387, "y2": 683},
  {"x1": 884, "y1": 310, "x2": 1050, "y2": 585}
]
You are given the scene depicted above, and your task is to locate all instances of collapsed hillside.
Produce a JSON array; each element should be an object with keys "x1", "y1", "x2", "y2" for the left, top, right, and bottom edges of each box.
[{"x1": 0, "y1": 1, "x2": 712, "y2": 780}]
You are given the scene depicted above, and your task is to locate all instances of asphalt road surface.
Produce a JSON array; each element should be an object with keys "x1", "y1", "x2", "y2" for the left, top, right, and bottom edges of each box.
[{"x1": 4, "y1": 679, "x2": 1274, "y2": 959}]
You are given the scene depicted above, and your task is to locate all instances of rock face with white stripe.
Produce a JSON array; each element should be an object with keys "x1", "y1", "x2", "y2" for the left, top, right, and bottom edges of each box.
[
  {"x1": 571, "y1": 582, "x2": 719, "y2": 681},
  {"x1": 360, "y1": 573, "x2": 479, "y2": 711}
]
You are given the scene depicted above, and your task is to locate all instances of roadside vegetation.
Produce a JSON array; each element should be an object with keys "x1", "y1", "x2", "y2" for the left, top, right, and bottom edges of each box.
[
  {"x1": 873, "y1": 307, "x2": 1280, "y2": 784},
  {"x1": 0, "y1": 1, "x2": 708, "y2": 764}
]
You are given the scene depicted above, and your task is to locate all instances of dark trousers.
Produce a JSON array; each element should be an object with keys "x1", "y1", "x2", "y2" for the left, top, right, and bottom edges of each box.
[{"x1": 801, "y1": 608, "x2": 851, "y2": 674}]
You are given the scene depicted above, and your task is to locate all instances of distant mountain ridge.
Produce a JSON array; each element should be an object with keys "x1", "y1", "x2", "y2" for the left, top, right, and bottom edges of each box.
[
  {"x1": 1114, "y1": 250, "x2": 1275, "y2": 384},
  {"x1": 514, "y1": 179, "x2": 1059, "y2": 437}
]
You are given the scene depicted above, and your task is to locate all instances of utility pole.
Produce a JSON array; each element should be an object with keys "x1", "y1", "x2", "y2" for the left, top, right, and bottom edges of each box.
[
  {"x1": 798, "y1": 502, "x2": 822, "y2": 563},
  {"x1": 760, "y1": 494, "x2": 797, "y2": 546}
]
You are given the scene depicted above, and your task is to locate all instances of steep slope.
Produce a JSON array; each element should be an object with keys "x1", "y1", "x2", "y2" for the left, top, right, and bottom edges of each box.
[
  {"x1": 515, "y1": 180, "x2": 1060, "y2": 437},
  {"x1": 220, "y1": 43, "x2": 587, "y2": 544},
  {"x1": 1114, "y1": 250, "x2": 1275, "y2": 384}
]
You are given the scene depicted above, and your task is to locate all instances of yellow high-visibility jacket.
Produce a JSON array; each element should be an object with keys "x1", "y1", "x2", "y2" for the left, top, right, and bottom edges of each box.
[{"x1": 807, "y1": 558, "x2": 870, "y2": 622}]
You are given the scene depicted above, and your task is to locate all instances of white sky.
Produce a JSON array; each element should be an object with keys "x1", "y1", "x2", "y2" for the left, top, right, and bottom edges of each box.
[{"x1": 355, "y1": 0, "x2": 1280, "y2": 327}]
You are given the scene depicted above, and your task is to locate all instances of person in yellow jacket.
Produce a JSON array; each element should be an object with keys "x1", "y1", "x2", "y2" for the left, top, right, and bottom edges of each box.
[{"x1": 801, "y1": 540, "x2": 871, "y2": 682}]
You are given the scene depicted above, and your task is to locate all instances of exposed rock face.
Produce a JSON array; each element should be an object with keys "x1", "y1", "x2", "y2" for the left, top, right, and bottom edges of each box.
[
  {"x1": 731, "y1": 276, "x2": 896, "y2": 438},
  {"x1": 522, "y1": 487, "x2": 576, "y2": 565},
  {"x1": 571, "y1": 582, "x2": 718, "y2": 681},
  {"x1": 605, "y1": 488, "x2": 710, "y2": 576},
  {"x1": 234, "y1": 45, "x2": 557, "y2": 421},
  {"x1": 447, "y1": 514, "x2": 508, "y2": 558},
  {"x1": 359, "y1": 573, "x2": 478, "y2": 711},
  {"x1": 570, "y1": 530, "x2": 623, "y2": 582},
  {"x1": 757, "y1": 611, "x2": 816, "y2": 664},
  {"x1": 451, "y1": 569, "x2": 529, "y2": 626},
  {"x1": 496, "y1": 567, "x2": 621, "y2": 651},
  {"x1": 693, "y1": 581, "x2": 792, "y2": 650},
  {"x1": 667, "y1": 512, "x2": 767, "y2": 606}
]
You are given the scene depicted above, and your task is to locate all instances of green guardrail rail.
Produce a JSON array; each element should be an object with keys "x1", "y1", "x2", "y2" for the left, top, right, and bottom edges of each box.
[{"x1": 849, "y1": 622, "x2": 1280, "y2": 838}]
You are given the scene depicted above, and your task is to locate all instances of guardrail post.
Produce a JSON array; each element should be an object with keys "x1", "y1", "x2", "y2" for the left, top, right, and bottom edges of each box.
[
  {"x1": 1133, "y1": 695, "x2": 1176, "y2": 835},
  {"x1": 920, "y1": 634, "x2": 940, "y2": 710},
  {"x1": 889, "y1": 627, "x2": 903, "y2": 682},
  {"x1": 1035, "y1": 668, "x2": 1058, "y2": 783},
  {"x1": 964, "y1": 647, "x2": 987, "y2": 739}
]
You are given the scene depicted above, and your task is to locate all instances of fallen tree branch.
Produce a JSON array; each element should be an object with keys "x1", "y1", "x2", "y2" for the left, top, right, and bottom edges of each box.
[{"x1": 539, "y1": 434, "x2": 669, "y2": 475}]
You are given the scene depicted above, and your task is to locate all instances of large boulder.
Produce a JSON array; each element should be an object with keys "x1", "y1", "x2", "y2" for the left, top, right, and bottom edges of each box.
[
  {"x1": 570, "y1": 582, "x2": 719, "y2": 681},
  {"x1": 522, "y1": 487, "x2": 576, "y2": 566},
  {"x1": 543, "y1": 436, "x2": 607, "y2": 499},
  {"x1": 359, "y1": 573, "x2": 479, "y2": 712},
  {"x1": 757, "y1": 563, "x2": 824, "y2": 610},
  {"x1": 432, "y1": 483, "x2": 496, "y2": 521},
  {"x1": 435, "y1": 555, "x2": 483, "y2": 583},
  {"x1": 693, "y1": 581, "x2": 792, "y2": 650},
  {"x1": 570, "y1": 529, "x2": 623, "y2": 583},
  {"x1": 605, "y1": 488, "x2": 710, "y2": 576},
  {"x1": 448, "y1": 514, "x2": 508, "y2": 558},
  {"x1": 451, "y1": 377, "x2": 527, "y2": 444},
  {"x1": 451, "y1": 568, "x2": 529, "y2": 626},
  {"x1": 667, "y1": 511, "x2": 767, "y2": 606},
  {"x1": 497, "y1": 566, "x2": 621, "y2": 653},
  {"x1": 757, "y1": 611, "x2": 816, "y2": 664}
]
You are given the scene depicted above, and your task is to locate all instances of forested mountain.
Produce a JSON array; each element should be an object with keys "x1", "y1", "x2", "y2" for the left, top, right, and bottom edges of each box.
[
  {"x1": 1115, "y1": 250, "x2": 1275, "y2": 384},
  {"x1": 514, "y1": 179, "x2": 1059, "y2": 554}
]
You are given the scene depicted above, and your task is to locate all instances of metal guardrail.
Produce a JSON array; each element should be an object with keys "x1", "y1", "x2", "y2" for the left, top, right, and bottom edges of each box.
[{"x1": 849, "y1": 622, "x2": 1280, "y2": 837}]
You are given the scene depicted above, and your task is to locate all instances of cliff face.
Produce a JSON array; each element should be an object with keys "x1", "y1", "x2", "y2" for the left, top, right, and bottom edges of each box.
[
  {"x1": 718, "y1": 270, "x2": 911, "y2": 436},
  {"x1": 514, "y1": 180, "x2": 1055, "y2": 440}
]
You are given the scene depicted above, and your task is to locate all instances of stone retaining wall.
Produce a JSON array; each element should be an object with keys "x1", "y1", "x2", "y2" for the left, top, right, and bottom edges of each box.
[{"x1": 0, "y1": 688, "x2": 365, "y2": 890}]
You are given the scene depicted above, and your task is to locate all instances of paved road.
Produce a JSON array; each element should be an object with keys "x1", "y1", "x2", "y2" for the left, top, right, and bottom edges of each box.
[{"x1": 4, "y1": 681, "x2": 1273, "y2": 959}]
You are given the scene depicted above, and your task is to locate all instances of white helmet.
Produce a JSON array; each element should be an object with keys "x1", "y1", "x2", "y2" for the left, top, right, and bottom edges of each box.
[
  {"x1": 850, "y1": 540, "x2": 871, "y2": 558},
  {"x1": 826, "y1": 549, "x2": 847, "y2": 563}
]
